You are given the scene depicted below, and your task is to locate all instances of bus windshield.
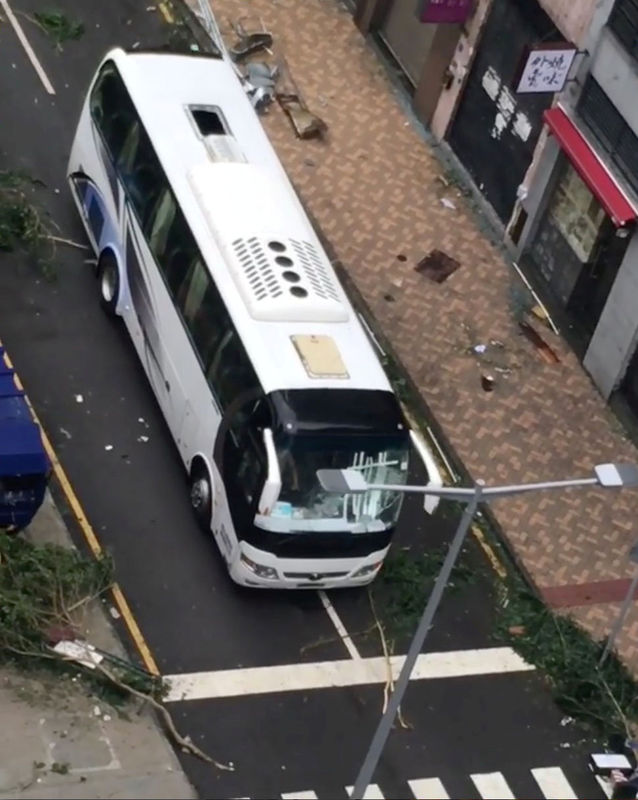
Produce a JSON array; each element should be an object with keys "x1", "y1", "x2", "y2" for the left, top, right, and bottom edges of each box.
[{"x1": 255, "y1": 434, "x2": 410, "y2": 534}]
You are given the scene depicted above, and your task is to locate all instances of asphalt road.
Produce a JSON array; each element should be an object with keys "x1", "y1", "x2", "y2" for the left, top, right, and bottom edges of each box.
[{"x1": 0, "y1": 2, "x2": 606, "y2": 797}]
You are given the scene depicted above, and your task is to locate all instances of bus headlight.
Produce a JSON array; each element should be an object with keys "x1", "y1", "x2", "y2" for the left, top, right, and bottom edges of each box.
[
  {"x1": 352, "y1": 561, "x2": 383, "y2": 578},
  {"x1": 240, "y1": 553, "x2": 279, "y2": 580}
]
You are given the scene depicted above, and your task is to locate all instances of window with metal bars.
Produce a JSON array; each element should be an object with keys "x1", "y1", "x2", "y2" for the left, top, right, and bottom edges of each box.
[
  {"x1": 608, "y1": 0, "x2": 638, "y2": 58},
  {"x1": 578, "y1": 75, "x2": 638, "y2": 195}
]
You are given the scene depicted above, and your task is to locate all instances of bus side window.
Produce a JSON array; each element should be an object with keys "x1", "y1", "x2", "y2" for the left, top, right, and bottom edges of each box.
[
  {"x1": 89, "y1": 62, "x2": 136, "y2": 163},
  {"x1": 176, "y1": 259, "x2": 225, "y2": 378},
  {"x1": 147, "y1": 188, "x2": 177, "y2": 258},
  {"x1": 122, "y1": 125, "x2": 164, "y2": 229},
  {"x1": 210, "y1": 329, "x2": 259, "y2": 410},
  {"x1": 224, "y1": 400, "x2": 268, "y2": 507}
]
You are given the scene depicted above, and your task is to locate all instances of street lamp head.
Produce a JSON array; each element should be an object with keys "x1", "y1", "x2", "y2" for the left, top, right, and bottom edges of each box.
[
  {"x1": 594, "y1": 463, "x2": 638, "y2": 489},
  {"x1": 316, "y1": 468, "x2": 368, "y2": 493}
]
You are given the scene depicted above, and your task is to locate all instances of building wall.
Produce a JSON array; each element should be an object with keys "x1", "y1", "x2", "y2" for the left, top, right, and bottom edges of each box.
[
  {"x1": 584, "y1": 231, "x2": 638, "y2": 396},
  {"x1": 429, "y1": 0, "x2": 493, "y2": 140},
  {"x1": 536, "y1": 0, "x2": 600, "y2": 47},
  {"x1": 591, "y1": 26, "x2": 638, "y2": 134}
]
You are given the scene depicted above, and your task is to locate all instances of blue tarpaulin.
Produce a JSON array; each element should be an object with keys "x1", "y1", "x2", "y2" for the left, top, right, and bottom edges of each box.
[{"x1": 0, "y1": 345, "x2": 49, "y2": 529}]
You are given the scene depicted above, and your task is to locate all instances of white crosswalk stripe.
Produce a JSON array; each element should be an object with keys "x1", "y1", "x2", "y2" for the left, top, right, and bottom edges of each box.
[
  {"x1": 471, "y1": 771, "x2": 516, "y2": 799},
  {"x1": 532, "y1": 767, "x2": 578, "y2": 799},
  {"x1": 235, "y1": 765, "x2": 601, "y2": 800},
  {"x1": 408, "y1": 777, "x2": 450, "y2": 799},
  {"x1": 281, "y1": 793, "x2": 319, "y2": 799},
  {"x1": 346, "y1": 785, "x2": 385, "y2": 799}
]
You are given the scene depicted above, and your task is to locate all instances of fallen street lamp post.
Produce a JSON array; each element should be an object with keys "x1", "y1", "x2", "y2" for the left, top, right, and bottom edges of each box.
[{"x1": 317, "y1": 462, "x2": 638, "y2": 800}]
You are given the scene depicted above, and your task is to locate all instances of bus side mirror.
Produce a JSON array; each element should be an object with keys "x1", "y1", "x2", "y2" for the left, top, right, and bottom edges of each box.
[
  {"x1": 258, "y1": 428, "x2": 281, "y2": 516},
  {"x1": 409, "y1": 429, "x2": 443, "y2": 515}
]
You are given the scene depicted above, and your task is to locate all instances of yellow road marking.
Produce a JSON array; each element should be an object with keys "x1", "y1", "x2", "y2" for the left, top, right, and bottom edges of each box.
[
  {"x1": 400, "y1": 401, "x2": 507, "y2": 580},
  {"x1": 158, "y1": 1, "x2": 175, "y2": 24},
  {"x1": 471, "y1": 525, "x2": 507, "y2": 580},
  {"x1": 1, "y1": 346, "x2": 160, "y2": 675}
]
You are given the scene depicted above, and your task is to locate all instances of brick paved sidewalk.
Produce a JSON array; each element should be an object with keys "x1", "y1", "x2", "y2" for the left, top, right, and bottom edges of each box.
[{"x1": 203, "y1": 0, "x2": 638, "y2": 666}]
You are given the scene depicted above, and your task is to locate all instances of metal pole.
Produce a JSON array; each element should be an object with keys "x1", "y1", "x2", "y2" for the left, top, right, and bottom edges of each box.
[
  {"x1": 599, "y1": 571, "x2": 638, "y2": 667},
  {"x1": 350, "y1": 483, "x2": 484, "y2": 800}
]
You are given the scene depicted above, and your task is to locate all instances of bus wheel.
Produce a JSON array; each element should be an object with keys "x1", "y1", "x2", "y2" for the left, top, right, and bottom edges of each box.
[
  {"x1": 97, "y1": 252, "x2": 119, "y2": 316},
  {"x1": 189, "y1": 466, "x2": 212, "y2": 531}
]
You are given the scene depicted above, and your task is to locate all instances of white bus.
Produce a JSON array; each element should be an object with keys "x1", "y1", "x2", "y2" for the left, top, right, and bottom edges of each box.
[{"x1": 67, "y1": 47, "x2": 442, "y2": 589}]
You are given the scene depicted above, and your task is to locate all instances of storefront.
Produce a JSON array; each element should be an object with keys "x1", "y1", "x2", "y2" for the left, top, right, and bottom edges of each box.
[
  {"x1": 353, "y1": 0, "x2": 467, "y2": 124},
  {"x1": 524, "y1": 105, "x2": 636, "y2": 352}
]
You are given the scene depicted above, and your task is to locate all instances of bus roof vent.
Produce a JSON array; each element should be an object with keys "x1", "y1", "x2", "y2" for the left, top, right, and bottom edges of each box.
[
  {"x1": 291, "y1": 335, "x2": 349, "y2": 379},
  {"x1": 187, "y1": 162, "x2": 350, "y2": 323},
  {"x1": 203, "y1": 135, "x2": 246, "y2": 164}
]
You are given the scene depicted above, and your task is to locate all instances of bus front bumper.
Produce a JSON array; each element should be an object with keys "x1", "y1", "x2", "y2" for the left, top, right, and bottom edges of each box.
[{"x1": 228, "y1": 543, "x2": 389, "y2": 590}]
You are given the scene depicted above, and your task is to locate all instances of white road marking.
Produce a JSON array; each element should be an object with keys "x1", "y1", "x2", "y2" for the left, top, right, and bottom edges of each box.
[
  {"x1": 281, "y1": 793, "x2": 318, "y2": 799},
  {"x1": 595, "y1": 775, "x2": 613, "y2": 799},
  {"x1": 318, "y1": 590, "x2": 361, "y2": 660},
  {"x1": 408, "y1": 778, "x2": 450, "y2": 799},
  {"x1": 471, "y1": 772, "x2": 515, "y2": 799},
  {"x1": 346, "y1": 784, "x2": 385, "y2": 799},
  {"x1": 532, "y1": 767, "x2": 577, "y2": 799},
  {"x1": 0, "y1": 0, "x2": 55, "y2": 94},
  {"x1": 164, "y1": 646, "x2": 533, "y2": 701}
]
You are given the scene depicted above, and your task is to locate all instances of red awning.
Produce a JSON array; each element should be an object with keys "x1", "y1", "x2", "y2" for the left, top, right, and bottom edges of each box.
[{"x1": 543, "y1": 106, "x2": 637, "y2": 227}]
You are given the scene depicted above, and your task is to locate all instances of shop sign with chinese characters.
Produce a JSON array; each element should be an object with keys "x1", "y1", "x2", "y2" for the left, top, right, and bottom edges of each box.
[
  {"x1": 416, "y1": 0, "x2": 474, "y2": 24},
  {"x1": 515, "y1": 42, "x2": 578, "y2": 93}
]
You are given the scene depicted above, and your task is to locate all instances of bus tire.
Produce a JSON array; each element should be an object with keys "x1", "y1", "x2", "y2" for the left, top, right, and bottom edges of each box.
[
  {"x1": 189, "y1": 463, "x2": 212, "y2": 532},
  {"x1": 97, "y1": 251, "x2": 120, "y2": 317}
]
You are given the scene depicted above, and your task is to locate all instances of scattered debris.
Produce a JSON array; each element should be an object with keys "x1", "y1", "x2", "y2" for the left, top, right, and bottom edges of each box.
[
  {"x1": 396, "y1": 254, "x2": 407, "y2": 262},
  {"x1": 46, "y1": 234, "x2": 88, "y2": 250},
  {"x1": 481, "y1": 374, "x2": 495, "y2": 392},
  {"x1": 32, "y1": 10, "x2": 84, "y2": 50},
  {"x1": 137, "y1": 435, "x2": 149, "y2": 443},
  {"x1": 414, "y1": 249, "x2": 460, "y2": 283},
  {"x1": 518, "y1": 321, "x2": 560, "y2": 364},
  {"x1": 53, "y1": 639, "x2": 104, "y2": 670},
  {"x1": 59, "y1": 427, "x2": 72, "y2": 439},
  {"x1": 104, "y1": 445, "x2": 113, "y2": 451},
  {"x1": 383, "y1": 293, "x2": 395, "y2": 303},
  {"x1": 138, "y1": 417, "x2": 145, "y2": 424},
  {"x1": 74, "y1": 394, "x2": 84, "y2": 404},
  {"x1": 103, "y1": 714, "x2": 111, "y2": 722},
  {"x1": 243, "y1": 61, "x2": 279, "y2": 110},
  {"x1": 276, "y1": 56, "x2": 327, "y2": 139},
  {"x1": 230, "y1": 17, "x2": 273, "y2": 62},
  {"x1": 511, "y1": 261, "x2": 559, "y2": 335},
  {"x1": 473, "y1": 344, "x2": 487, "y2": 354},
  {"x1": 109, "y1": 606, "x2": 121, "y2": 620},
  {"x1": 440, "y1": 197, "x2": 456, "y2": 211},
  {"x1": 93, "y1": 704, "x2": 102, "y2": 716},
  {"x1": 561, "y1": 716, "x2": 575, "y2": 726}
]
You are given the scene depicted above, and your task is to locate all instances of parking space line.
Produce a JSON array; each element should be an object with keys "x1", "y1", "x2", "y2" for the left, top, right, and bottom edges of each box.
[
  {"x1": 1, "y1": 346, "x2": 159, "y2": 676},
  {"x1": 281, "y1": 792, "x2": 318, "y2": 799},
  {"x1": 318, "y1": 590, "x2": 361, "y2": 660},
  {"x1": 164, "y1": 646, "x2": 533, "y2": 701},
  {"x1": 0, "y1": 0, "x2": 55, "y2": 94}
]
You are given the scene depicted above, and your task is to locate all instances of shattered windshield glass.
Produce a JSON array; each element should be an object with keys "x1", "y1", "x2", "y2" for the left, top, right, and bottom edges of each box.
[{"x1": 255, "y1": 434, "x2": 410, "y2": 534}]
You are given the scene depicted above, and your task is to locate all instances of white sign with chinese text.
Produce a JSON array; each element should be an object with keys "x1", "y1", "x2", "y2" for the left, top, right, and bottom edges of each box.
[{"x1": 515, "y1": 45, "x2": 577, "y2": 94}]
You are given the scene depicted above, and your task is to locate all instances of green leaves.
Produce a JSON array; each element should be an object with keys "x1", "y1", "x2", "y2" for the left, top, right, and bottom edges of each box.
[{"x1": 33, "y1": 10, "x2": 84, "y2": 49}]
